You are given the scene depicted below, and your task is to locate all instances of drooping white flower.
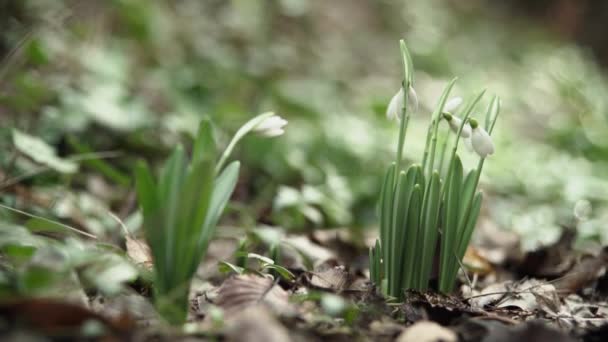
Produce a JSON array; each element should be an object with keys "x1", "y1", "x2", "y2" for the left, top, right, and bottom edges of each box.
[
  {"x1": 463, "y1": 136, "x2": 473, "y2": 152},
  {"x1": 444, "y1": 96, "x2": 463, "y2": 113},
  {"x1": 470, "y1": 120, "x2": 494, "y2": 158},
  {"x1": 386, "y1": 86, "x2": 418, "y2": 121},
  {"x1": 254, "y1": 114, "x2": 287, "y2": 137},
  {"x1": 443, "y1": 113, "x2": 471, "y2": 138},
  {"x1": 408, "y1": 86, "x2": 419, "y2": 114},
  {"x1": 386, "y1": 87, "x2": 403, "y2": 121}
]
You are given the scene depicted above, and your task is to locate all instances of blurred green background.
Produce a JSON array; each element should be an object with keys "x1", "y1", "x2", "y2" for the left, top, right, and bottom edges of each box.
[{"x1": 1, "y1": 0, "x2": 607, "y2": 260}]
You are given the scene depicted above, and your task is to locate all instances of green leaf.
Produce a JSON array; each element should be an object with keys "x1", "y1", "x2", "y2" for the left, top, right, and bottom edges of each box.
[
  {"x1": 440, "y1": 154, "x2": 463, "y2": 292},
  {"x1": 198, "y1": 161, "x2": 241, "y2": 255},
  {"x1": 157, "y1": 145, "x2": 187, "y2": 280},
  {"x1": 389, "y1": 171, "x2": 408, "y2": 296},
  {"x1": 12, "y1": 129, "x2": 78, "y2": 173},
  {"x1": 379, "y1": 163, "x2": 396, "y2": 278},
  {"x1": 218, "y1": 261, "x2": 245, "y2": 275},
  {"x1": 193, "y1": 119, "x2": 216, "y2": 166},
  {"x1": 402, "y1": 184, "x2": 422, "y2": 290},
  {"x1": 264, "y1": 264, "x2": 295, "y2": 281},
  {"x1": 419, "y1": 171, "x2": 441, "y2": 288},
  {"x1": 177, "y1": 155, "x2": 215, "y2": 280}
]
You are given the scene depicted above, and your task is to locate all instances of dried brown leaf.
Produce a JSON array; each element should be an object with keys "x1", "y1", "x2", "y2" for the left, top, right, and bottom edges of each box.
[
  {"x1": 215, "y1": 274, "x2": 291, "y2": 316},
  {"x1": 125, "y1": 236, "x2": 153, "y2": 270}
]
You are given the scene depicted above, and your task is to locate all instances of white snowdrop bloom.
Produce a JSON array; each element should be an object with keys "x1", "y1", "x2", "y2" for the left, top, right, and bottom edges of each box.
[
  {"x1": 463, "y1": 136, "x2": 474, "y2": 151},
  {"x1": 444, "y1": 113, "x2": 471, "y2": 138},
  {"x1": 408, "y1": 85, "x2": 419, "y2": 114},
  {"x1": 470, "y1": 120, "x2": 494, "y2": 158},
  {"x1": 444, "y1": 97, "x2": 463, "y2": 113},
  {"x1": 386, "y1": 86, "x2": 418, "y2": 121},
  {"x1": 254, "y1": 114, "x2": 287, "y2": 137},
  {"x1": 386, "y1": 87, "x2": 404, "y2": 121}
]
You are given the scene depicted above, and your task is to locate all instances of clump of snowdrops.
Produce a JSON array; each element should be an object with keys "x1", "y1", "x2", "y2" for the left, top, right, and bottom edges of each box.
[
  {"x1": 369, "y1": 40, "x2": 500, "y2": 298},
  {"x1": 135, "y1": 112, "x2": 286, "y2": 324}
]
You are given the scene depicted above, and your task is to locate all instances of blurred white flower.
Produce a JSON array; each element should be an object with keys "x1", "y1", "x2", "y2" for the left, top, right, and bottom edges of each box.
[
  {"x1": 444, "y1": 96, "x2": 463, "y2": 113},
  {"x1": 444, "y1": 113, "x2": 471, "y2": 138},
  {"x1": 408, "y1": 86, "x2": 419, "y2": 114},
  {"x1": 463, "y1": 136, "x2": 474, "y2": 151},
  {"x1": 386, "y1": 86, "x2": 418, "y2": 121},
  {"x1": 254, "y1": 114, "x2": 287, "y2": 137},
  {"x1": 470, "y1": 122, "x2": 494, "y2": 158},
  {"x1": 574, "y1": 199, "x2": 592, "y2": 220}
]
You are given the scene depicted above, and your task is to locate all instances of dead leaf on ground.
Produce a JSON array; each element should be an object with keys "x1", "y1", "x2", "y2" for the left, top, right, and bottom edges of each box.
[
  {"x1": 457, "y1": 319, "x2": 576, "y2": 342},
  {"x1": 306, "y1": 260, "x2": 351, "y2": 292},
  {"x1": 125, "y1": 236, "x2": 153, "y2": 269},
  {"x1": 225, "y1": 306, "x2": 291, "y2": 342},
  {"x1": 0, "y1": 298, "x2": 134, "y2": 339},
  {"x1": 397, "y1": 320, "x2": 457, "y2": 342},
  {"x1": 519, "y1": 229, "x2": 577, "y2": 278},
  {"x1": 469, "y1": 279, "x2": 559, "y2": 313},
  {"x1": 554, "y1": 247, "x2": 608, "y2": 296},
  {"x1": 214, "y1": 274, "x2": 292, "y2": 316}
]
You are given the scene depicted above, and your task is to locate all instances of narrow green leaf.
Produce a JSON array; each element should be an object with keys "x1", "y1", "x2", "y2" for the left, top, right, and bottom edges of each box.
[
  {"x1": 419, "y1": 171, "x2": 441, "y2": 288},
  {"x1": 389, "y1": 171, "x2": 408, "y2": 296},
  {"x1": 175, "y1": 156, "x2": 215, "y2": 281},
  {"x1": 157, "y1": 145, "x2": 187, "y2": 279},
  {"x1": 197, "y1": 161, "x2": 241, "y2": 257},
  {"x1": 379, "y1": 163, "x2": 396, "y2": 280},
  {"x1": 402, "y1": 184, "x2": 421, "y2": 290},
  {"x1": 218, "y1": 261, "x2": 245, "y2": 275},
  {"x1": 439, "y1": 154, "x2": 463, "y2": 292},
  {"x1": 193, "y1": 119, "x2": 216, "y2": 166}
]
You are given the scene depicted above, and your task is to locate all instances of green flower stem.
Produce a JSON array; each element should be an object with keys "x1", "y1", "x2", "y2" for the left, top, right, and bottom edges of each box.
[{"x1": 215, "y1": 112, "x2": 275, "y2": 174}]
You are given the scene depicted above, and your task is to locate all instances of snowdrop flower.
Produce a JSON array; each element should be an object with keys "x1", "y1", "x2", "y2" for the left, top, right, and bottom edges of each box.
[
  {"x1": 444, "y1": 97, "x2": 463, "y2": 113},
  {"x1": 469, "y1": 119, "x2": 494, "y2": 158},
  {"x1": 253, "y1": 113, "x2": 287, "y2": 137},
  {"x1": 386, "y1": 86, "x2": 418, "y2": 121},
  {"x1": 442, "y1": 113, "x2": 471, "y2": 138}
]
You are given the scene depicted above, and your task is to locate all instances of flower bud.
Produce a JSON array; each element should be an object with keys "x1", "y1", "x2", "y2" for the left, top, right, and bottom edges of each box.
[
  {"x1": 470, "y1": 119, "x2": 494, "y2": 158},
  {"x1": 254, "y1": 114, "x2": 287, "y2": 137},
  {"x1": 386, "y1": 87, "x2": 404, "y2": 121},
  {"x1": 386, "y1": 86, "x2": 418, "y2": 121}
]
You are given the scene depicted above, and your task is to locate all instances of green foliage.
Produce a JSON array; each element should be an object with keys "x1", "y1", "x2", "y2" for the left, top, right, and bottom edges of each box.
[
  {"x1": 135, "y1": 119, "x2": 240, "y2": 325},
  {"x1": 370, "y1": 41, "x2": 500, "y2": 298}
]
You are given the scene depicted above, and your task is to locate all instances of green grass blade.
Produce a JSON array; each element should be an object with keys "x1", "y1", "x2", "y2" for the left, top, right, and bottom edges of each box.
[
  {"x1": 402, "y1": 184, "x2": 421, "y2": 290},
  {"x1": 439, "y1": 154, "x2": 463, "y2": 292},
  {"x1": 157, "y1": 146, "x2": 187, "y2": 280},
  {"x1": 419, "y1": 171, "x2": 441, "y2": 289},
  {"x1": 177, "y1": 156, "x2": 215, "y2": 280},
  {"x1": 389, "y1": 171, "x2": 410, "y2": 296},
  {"x1": 197, "y1": 161, "x2": 241, "y2": 259},
  {"x1": 192, "y1": 119, "x2": 216, "y2": 166},
  {"x1": 379, "y1": 163, "x2": 396, "y2": 280}
]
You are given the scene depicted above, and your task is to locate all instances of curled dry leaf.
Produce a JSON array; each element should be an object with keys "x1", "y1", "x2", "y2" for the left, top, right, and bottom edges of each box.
[
  {"x1": 469, "y1": 279, "x2": 559, "y2": 312},
  {"x1": 125, "y1": 236, "x2": 153, "y2": 270},
  {"x1": 307, "y1": 261, "x2": 351, "y2": 292},
  {"x1": 215, "y1": 274, "x2": 291, "y2": 316}
]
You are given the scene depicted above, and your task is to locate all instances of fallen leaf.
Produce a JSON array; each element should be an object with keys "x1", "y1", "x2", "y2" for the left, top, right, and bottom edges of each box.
[
  {"x1": 554, "y1": 247, "x2": 608, "y2": 296},
  {"x1": 0, "y1": 298, "x2": 134, "y2": 339},
  {"x1": 397, "y1": 320, "x2": 457, "y2": 342},
  {"x1": 225, "y1": 306, "x2": 291, "y2": 342},
  {"x1": 125, "y1": 236, "x2": 153, "y2": 270},
  {"x1": 215, "y1": 274, "x2": 292, "y2": 316},
  {"x1": 519, "y1": 229, "x2": 577, "y2": 278},
  {"x1": 307, "y1": 261, "x2": 350, "y2": 292}
]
